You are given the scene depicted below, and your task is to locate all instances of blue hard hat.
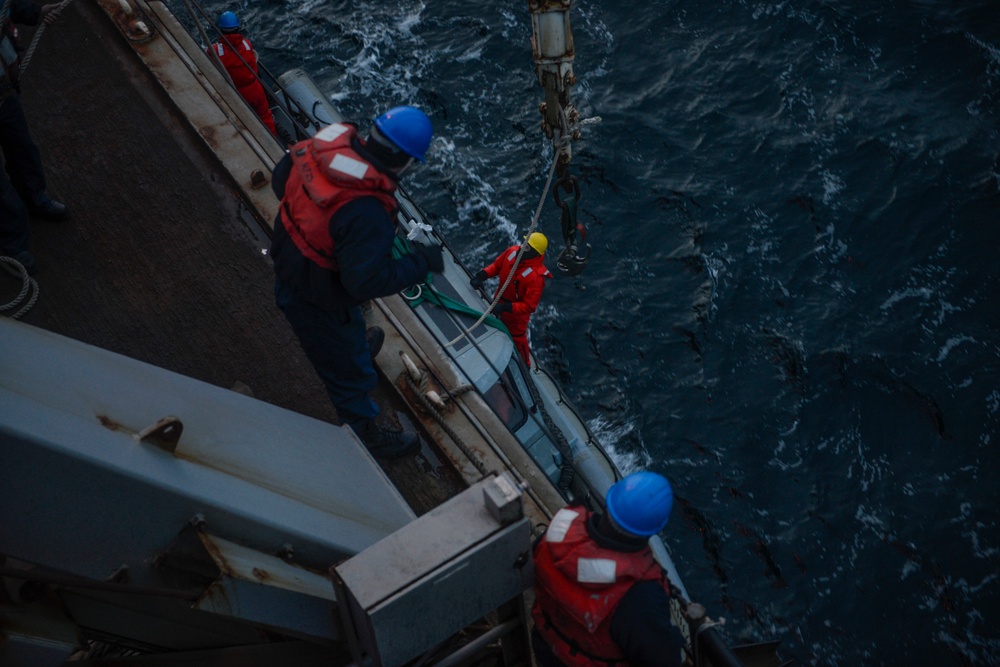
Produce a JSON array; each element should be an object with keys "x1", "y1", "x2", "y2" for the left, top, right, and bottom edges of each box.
[
  {"x1": 373, "y1": 106, "x2": 433, "y2": 162},
  {"x1": 605, "y1": 471, "x2": 674, "y2": 537},
  {"x1": 218, "y1": 11, "x2": 239, "y2": 31}
]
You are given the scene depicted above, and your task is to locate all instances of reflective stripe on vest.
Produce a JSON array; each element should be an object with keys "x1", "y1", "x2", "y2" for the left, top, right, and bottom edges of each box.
[
  {"x1": 577, "y1": 558, "x2": 617, "y2": 584},
  {"x1": 214, "y1": 39, "x2": 251, "y2": 57},
  {"x1": 329, "y1": 152, "x2": 369, "y2": 180}
]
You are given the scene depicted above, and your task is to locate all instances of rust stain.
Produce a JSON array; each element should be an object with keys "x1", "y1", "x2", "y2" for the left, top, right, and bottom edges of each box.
[
  {"x1": 199, "y1": 534, "x2": 234, "y2": 578},
  {"x1": 251, "y1": 567, "x2": 270, "y2": 583},
  {"x1": 97, "y1": 414, "x2": 129, "y2": 434},
  {"x1": 203, "y1": 580, "x2": 232, "y2": 613},
  {"x1": 200, "y1": 125, "x2": 220, "y2": 150}
]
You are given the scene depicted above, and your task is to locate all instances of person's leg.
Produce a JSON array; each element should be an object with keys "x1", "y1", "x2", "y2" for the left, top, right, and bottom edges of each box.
[
  {"x1": 275, "y1": 278, "x2": 419, "y2": 458},
  {"x1": 241, "y1": 82, "x2": 278, "y2": 136},
  {"x1": 0, "y1": 167, "x2": 31, "y2": 257},
  {"x1": 0, "y1": 95, "x2": 66, "y2": 221},
  {"x1": 274, "y1": 278, "x2": 379, "y2": 426},
  {"x1": 499, "y1": 312, "x2": 532, "y2": 367},
  {"x1": 0, "y1": 95, "x2": 47, "y2": 208},
  {"x1": 512, "y1": 334, "x2": 532, "y2": 368},
  {"x1": 0, "y1": 98, "x2": 33, "y2": 267}
]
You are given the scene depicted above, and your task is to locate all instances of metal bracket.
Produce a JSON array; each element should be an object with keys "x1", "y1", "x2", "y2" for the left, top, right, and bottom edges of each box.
[{"x1": 134, "y1": 416, "x2": 183, "y2": 453}]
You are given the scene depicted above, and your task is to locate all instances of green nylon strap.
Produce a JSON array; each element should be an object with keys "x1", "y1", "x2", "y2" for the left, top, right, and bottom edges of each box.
[
  {"x1": 560, "y1": 194, "x2": 579, "y2": 244},
  {"x1": 393, "y1": 236, "x2": 511, "y2": 336}
]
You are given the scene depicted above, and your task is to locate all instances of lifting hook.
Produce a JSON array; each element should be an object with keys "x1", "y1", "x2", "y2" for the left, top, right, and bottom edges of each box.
[{"x1": 552, "y1": 175, "x2": 590, "y2": 276}]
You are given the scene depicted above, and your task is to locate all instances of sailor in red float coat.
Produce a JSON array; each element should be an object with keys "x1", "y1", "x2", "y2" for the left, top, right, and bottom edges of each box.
[
  {"x1": 474, "y1": 236, "x2": 552, "y2": 367},
  {"x1": 208, "y1": 33, "x2": 277, "y2": 135},
  {"x1": 531, "y1": 506, "x2": 677, "y2": 667}
]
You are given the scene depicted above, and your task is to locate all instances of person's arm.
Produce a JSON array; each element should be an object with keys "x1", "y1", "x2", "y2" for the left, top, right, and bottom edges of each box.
[
  {"x1": 482, "y1": 246, "x2": 513, "y2": 280},
  {"x1": 333, "y1": 198, "x2": 429, "y2": 301},
  {"x1": 609, "y1": 580, "x2": 686, "y2": 667},
  {"x1": 271, "y1": 152, "x2": 292, "y2": 199},
  {"x1": 39, "y1": 3, "x2": 62, "y2": 25}
]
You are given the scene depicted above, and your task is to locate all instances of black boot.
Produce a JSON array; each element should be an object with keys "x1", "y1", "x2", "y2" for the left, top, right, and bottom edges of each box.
[
  {"x1": 360, "y1": 421, "x2": 420, "y2": 459},
  {"x1": 30, "y1": 197, "x2": 69, "y2": 222},
  {"x1": 366, "y1": 326, "x2": 385, "y2": 361}
]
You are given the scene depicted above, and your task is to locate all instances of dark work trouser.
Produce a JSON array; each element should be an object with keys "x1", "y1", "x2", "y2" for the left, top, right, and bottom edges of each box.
[
  {"x1": 274, "y1": 277, "x2": 379, "y2": 430},
  {"x1": 0, "y1": 93, "x2": 47, "y2": 255}
]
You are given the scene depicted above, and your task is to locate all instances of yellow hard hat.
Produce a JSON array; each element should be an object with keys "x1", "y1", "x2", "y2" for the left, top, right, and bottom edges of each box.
[{"x1": 526, "y1": 232, "x2": 548, "y2": 255}]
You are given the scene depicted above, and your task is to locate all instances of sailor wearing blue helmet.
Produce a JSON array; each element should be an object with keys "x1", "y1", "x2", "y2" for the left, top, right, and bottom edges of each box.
[
  {"x1": 531, "y1": 471, "x2": 686, "y2": 667},
  {"x1": 270, "y1": 106, "x2": 442, "y2": 458}
]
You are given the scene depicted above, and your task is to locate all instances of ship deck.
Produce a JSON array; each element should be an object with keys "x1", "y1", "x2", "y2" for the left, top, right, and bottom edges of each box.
[{"x1": 3, "y1": 0, "x2": 463, "y2": 515}]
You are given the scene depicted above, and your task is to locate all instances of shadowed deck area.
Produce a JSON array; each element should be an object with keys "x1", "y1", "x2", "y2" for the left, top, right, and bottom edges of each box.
[{"x1": 3, "y1": 0, "x2": 462, "y2": 513}]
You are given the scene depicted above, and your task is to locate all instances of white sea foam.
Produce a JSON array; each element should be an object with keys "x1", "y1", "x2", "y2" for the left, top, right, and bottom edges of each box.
[
  {"x1": 585, "y1": 415, "x2": 650, "y2": 475},
  {"x1": 745, "y1": 205, "x2": 781, "y2": 263},
  {"x1": 820, "y1": 169, "x2": 845, "y2": 206},
  {"x1": 880, "y1": 286, "x2": 935, "y2": 310},
  {"x1": 768, "y1": 451, "x2": 804, "y2": 471},
  {"x1": 395, "y1": 2, "x2": 424, "y2": 36},
  {"x1": 965, "y1": 32, "x2": 1000, "y2": 70},
  {"x1": 936, "y1": 335, "x2": 977, "y2": 362},
  {"x1": 900, "y1": 559, "x2": 920, "y2": 580},
  {"x1": 455, "y1": 46, "x2": 483, "y2": 63},
  {"x1": 966, "y1": 527, "x2": 1000, "y2": 560}
]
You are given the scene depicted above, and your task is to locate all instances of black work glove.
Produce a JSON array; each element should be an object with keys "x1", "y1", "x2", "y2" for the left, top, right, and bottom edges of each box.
[
  {"x1": 493, "y1": 300, "x2": 513, "y2": 315},
  {"x1": 469, "y1": 270, "x2": 488, "y2": 290},
  {"x1": 413, "y1": 243, "x2": 444, "y2": 273}
]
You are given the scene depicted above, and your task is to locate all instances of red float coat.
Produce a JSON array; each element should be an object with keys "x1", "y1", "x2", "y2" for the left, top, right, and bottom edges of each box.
[
  {"x1": 531, "y1": 507, "x2": 672, "y2": 667},
  {"x1": 209, "y1": 33, "x2": 277, "y2": 135},
  {"x1": 482, "y1": 245, "x2": 551, "y2": 366},
  {"x1": 279, "y1": 122, "x2": 398, "y2": 270}
]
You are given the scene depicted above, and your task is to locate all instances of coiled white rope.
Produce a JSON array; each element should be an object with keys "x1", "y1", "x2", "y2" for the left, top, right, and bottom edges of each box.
[{"x1": 0, "y1": 256, "x2": 40, "y2": 319}]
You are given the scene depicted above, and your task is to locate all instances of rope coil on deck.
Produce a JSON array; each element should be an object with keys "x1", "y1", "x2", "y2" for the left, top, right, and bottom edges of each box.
[{"x1": 0, "y1": 256, "x2": 40, "y2": 319}]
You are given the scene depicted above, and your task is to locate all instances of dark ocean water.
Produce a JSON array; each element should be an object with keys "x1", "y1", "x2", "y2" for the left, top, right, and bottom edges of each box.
[{"x1": 192, "y1": 0, "x2": 999, "y2": 663}]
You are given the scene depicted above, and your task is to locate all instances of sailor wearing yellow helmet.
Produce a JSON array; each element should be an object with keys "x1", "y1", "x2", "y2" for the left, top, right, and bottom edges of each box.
[{"x1": 470, "y1": 232, "x2": 553, "y2": 367}]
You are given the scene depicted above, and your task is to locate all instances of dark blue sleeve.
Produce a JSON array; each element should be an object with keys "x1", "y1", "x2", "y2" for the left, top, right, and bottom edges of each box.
[
  {"x1": 11, "y1": 0, "x2": 42, "y2": 25},
  {"x1": 331, "y1": 197, "x2": 429, "y2": 302},
  {"x1": 609, "y1": 581, "x2": 686, "y2": 667},
  {"x1": 271, "y1": 152, "x2": 291, "y2": 199}
]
